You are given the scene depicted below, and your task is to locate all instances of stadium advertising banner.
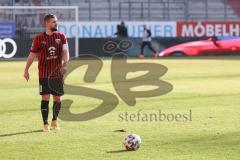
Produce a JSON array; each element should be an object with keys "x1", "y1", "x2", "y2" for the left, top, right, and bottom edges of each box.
[
  {"x1": 0, "y1": 22, "x2": 15, "y2": 38},
  {"x1": 58, "y1": 21, "x2": 177, "y2": 38},
  {"x1": 2, "y1": 21, "x2": 240, "y2": 58},
  {"x1": 177, "y1": 21, "x2": 240, "y2": 37},
  {"x1": 59, "y1": 21, "x2": 240, "y2": 38}
]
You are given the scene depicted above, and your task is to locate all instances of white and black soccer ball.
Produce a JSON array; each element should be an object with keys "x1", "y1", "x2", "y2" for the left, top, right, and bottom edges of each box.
[{"x1": 123, "y1": 134, "x2": 141, "y2": 151}]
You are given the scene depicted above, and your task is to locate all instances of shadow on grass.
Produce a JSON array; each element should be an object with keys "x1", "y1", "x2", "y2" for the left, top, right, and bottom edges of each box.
[
  {"x1": 0, "y1": 108, "x2": 37, "y2": 115},
  {"x1": 113, "y1": 129, "x2": 126, "y2": 132},
  {"x1": 0, "y1": 130, "x2": 42, "y2": 137},
  {"x1": 106, "y1": 149, "x2": 129, "y2": 154}
]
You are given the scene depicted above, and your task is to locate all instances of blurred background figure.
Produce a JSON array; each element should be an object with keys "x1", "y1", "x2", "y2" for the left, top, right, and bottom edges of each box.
[
  {"x1": 115, "y1": 21, "x2": 128, "y2": 38},
  {"x1": 139, "y1": 24, "x2": 158, "y2": 59}
]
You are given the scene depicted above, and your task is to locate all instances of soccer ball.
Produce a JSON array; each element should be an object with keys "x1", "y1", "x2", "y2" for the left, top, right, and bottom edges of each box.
[{"x1": 123, "y1": 134, "x2": 141, "y2": 151}]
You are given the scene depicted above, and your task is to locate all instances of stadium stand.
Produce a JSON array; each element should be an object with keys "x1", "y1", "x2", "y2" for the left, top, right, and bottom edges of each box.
[
  {"x1": 227, "y1": 0, "x2": 240, "y2": 17},
  {"x1": 0, "y1": 0, "x2": 239, "y2": 38},
  {"x1": 0, "y1": 0, "x2": 239, "y2": 21}
]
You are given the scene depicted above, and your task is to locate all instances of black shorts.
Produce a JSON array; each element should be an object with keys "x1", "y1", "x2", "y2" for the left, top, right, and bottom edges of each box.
[{"x1": 39, "y1": 78, "x2": 64, "y2": 96}]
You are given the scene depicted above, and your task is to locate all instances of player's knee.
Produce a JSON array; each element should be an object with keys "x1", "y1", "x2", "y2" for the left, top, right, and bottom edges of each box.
[
  {"x1": 42, "y1": 95, "x2": 50, "y2": 101},
  {"x1": 53, "y1": 96, "x2": 61, "y2": 102}
]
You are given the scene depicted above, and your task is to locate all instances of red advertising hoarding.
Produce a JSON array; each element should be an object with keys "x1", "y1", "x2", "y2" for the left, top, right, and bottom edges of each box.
[{"x1": 177, "y1": 21, "x2": 240, "y2": 37}]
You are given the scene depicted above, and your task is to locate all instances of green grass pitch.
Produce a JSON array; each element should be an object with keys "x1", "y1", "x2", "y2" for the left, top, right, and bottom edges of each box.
[{"x1": 0, "y1": 57, "x2": 240, "y2": 160}]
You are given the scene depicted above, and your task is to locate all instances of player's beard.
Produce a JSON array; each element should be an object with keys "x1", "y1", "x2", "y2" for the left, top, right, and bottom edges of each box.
[{"x1": 51, "y1": 26, "x2": 58, "y2": 32}]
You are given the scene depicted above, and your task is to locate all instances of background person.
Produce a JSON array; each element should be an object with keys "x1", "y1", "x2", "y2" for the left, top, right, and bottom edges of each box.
[{"x1": 139, "y1": 24, "x2": 158, "y2": 58}]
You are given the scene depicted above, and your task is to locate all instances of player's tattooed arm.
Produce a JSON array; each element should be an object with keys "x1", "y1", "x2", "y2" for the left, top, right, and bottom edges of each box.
[
  {"x1": 24, "y1": 52, "x2": 35, "y2": 81},
  {"x1": 61, "y1": 61, "x2": 68, "y2": 75},
  {"x1": 61, "y1": 44, "x2": 69, "y2": 75}
]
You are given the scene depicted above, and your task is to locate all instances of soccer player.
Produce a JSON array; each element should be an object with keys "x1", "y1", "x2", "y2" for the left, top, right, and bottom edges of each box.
[
  {"x1": 23, "y1": 14, "x2": 69, "y2": 132},
  {"x1": 139, "y1": 24, "x2": 158, "y2": 58}
]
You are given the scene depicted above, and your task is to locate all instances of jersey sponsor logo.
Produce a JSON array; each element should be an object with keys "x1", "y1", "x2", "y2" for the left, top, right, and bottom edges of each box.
[
  {"x1": 48, "y1": 46, "x2": 56, "y2": 55},
  {"x1": 47, "y1": 46, "x2": 57, "y2": 60},
  {"x1": 0, "y1": 38, "x2": 17, "y2": 58}
]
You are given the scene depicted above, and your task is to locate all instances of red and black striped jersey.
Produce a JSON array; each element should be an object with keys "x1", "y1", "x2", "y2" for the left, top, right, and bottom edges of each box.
[{"x1": 31, "y1": 32, "x2": 67, "y2": 78}]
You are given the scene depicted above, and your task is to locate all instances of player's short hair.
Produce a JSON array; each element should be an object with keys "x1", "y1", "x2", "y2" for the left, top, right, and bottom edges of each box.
[{"x1": 44, "y1": 14, "x2": 57, "y2": 22}]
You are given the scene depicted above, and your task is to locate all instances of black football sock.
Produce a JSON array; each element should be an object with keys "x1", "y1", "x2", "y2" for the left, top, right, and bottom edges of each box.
[
  {"x1": 41, "y1": 100, "x2": 49, "y2": 125},
  {"x1": 52, "y1": 101, "x2": 61, "y2": 121}
]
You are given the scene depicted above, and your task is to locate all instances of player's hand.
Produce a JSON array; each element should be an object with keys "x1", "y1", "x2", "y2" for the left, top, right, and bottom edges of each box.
[
  {"x1": 61, "y1": 62, "x2": 68, "y2": 75},
  {"x1": 24, "y1": 70, "x2": 30, "y2": 81},
  {"x1": 60, "y1": 66, "x2": 67, "y2": 75}
]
